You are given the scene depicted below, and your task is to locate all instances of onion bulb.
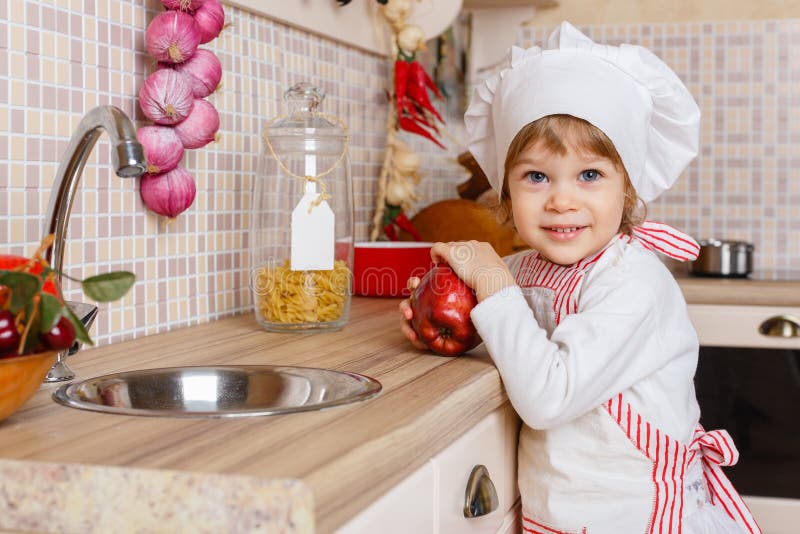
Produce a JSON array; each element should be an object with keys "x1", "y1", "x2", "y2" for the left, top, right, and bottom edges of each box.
[
  {"x1": 161, "y1": 0, "x2": 206, "y2": 10},
  {"x1": 193, "y1": 0, "x2": 225, "y2": 44},
  {"x1": 146, "y1": 10, "x2": 200, "y2": 64},
  {"x1": 137, "y1": 125, "x2": 184, "y2": 174},
  {"x1": 174, "y1": 99, "x2": 220, "y2": 149},
  {"x1": 171, "y1": 49, "x2": 222, "y2": 98},
  {"x1": 138, "y1": 68, "x2": 194, "y2": 125},
  {"x1": 140, "y1": 167, "x2": 197, "y2": 218}
]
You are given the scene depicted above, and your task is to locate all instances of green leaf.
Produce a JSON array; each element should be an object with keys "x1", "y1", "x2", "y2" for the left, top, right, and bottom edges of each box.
[
  {"x1": 64, "y1": 304, "x2": 93, "y2": 346},
  {"x1": 81, "y1": 271, "x2": 135, "y2": 302},
  {"x1": 0, "y1": 271, "x2": 42, "y2": 314},
  {"x1": 39, "y1": 293, "x2": 63, "y2": 332}
]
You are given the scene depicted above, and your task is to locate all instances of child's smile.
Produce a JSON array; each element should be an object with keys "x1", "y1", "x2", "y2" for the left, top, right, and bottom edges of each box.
[
  {"x1": 507, "y1": 141, "x2": 626, "y2": 266},
  {"x1": 542, "y1": 225, "x2": 587, "y2": 240}
]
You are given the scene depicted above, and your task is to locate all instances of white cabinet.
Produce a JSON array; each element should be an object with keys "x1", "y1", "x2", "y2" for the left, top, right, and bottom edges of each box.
[
  {"x1": 688, "y1": 304, "x2": 800, "y2": 349},
  {"x1": 337, "y1": 402, "x2": 521, "y2": 534},
  {"x1": 336, "y1": 459, "x2": 437, "y2": 534}
]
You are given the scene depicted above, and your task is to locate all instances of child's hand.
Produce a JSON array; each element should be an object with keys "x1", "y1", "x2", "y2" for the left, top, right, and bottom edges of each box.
[
  {"x1": 430, "y1": 241, "x2": 516, "y2": 301},
  {"x1": 399, "y1": 276, "x2": 427, "y2": 350}
]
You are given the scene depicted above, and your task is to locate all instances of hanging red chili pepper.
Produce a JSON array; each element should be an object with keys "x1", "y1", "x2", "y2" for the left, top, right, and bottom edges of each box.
[
  {"x1": 403, "y1": 98, "x2": 435, "y2": 129},
  {"x1": 381, "y1": 204, "x2": 422, "y2": 241},
  {"x1": 414, "y1": 60, "x2": 443, "y2": 99},
  {"x1": 382, "y1": 212, "x2": 422, "y2": 242},
  {"x1": 394, "y1": 59, "x2": 411, "y2": 119},
  {"x1": 382, "y1": 221, "x2": 398, "y2": 241},
  {"x1": 394, "y1": 57, "x2": 445, "y2": 148},
  {"x1": 398, "y1": 117, "x2": 444, "y2": 149},
  {"x1": 406, "y1": 61, "x2": 443, "y2": 122},
  {"x1": 391, "y1": 211, "x2": 422, "y2": 241}
]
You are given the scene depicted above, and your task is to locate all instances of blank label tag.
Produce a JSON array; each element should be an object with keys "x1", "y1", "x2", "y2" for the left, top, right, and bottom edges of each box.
[{"x1": 291, "y1": 182, "x2": 335, "y2": 271}]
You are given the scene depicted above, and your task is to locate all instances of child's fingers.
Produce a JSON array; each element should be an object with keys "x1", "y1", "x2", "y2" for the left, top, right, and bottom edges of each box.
[
  {"x1": 398, "y1": 301, "x2": 427, "y2": 350},
  {"x1": 406, "y1": 276, "x2": 420, "y2": 291},
  {"x1": 398, "y1": 298, "x2": 413, "y2": 320},
  {"x1": 400, "y1": 320, "x2": 416, "y2": 341},
  {"x1": 400, "y1": 320, "x2": 427, "y2": 350},
  {"x1": 429, "y1": 241, "x2": 452, "y2": 265}
]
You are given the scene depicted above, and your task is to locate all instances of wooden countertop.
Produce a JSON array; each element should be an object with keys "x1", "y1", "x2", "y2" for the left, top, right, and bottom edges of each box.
[
  {"x1": 676, "y1": 277, "x2": 800, "y2": 307},
  {"x1": 0, "y1": 297, "x2": 507, "y2": 533}
]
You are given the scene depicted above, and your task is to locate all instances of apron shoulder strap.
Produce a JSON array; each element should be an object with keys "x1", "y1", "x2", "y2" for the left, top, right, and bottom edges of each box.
[{"x1": 631, "y1": 220, "x2": 700, "y2": 262}]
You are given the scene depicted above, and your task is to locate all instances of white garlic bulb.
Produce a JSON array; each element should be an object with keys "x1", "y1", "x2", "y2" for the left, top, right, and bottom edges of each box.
[{"x1": 397, "y1": 24, "x2": 426, "y2": 55}]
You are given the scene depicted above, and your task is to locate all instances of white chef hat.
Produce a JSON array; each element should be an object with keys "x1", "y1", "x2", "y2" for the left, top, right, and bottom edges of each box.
[{"x1": 464, "y1": 21, "x2": 700, "y2": 203}]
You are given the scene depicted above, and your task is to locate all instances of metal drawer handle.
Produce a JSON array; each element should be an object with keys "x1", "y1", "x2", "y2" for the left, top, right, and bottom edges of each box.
[
  {"x1": 759, "y1": 315, "x2": 800, "y2": 338},
  {"x1": 463, "y1": 464, "x2": 499, "y2": 518}
]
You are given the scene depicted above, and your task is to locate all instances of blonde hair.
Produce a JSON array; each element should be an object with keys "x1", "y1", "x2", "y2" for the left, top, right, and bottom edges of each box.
[{"x1": 499, "y1": 114, "x2": 645, "y2": 235}]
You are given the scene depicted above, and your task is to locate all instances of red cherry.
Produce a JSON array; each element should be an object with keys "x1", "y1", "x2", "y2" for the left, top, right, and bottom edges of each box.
[
  {"x1": 0, "y1": 309, "x2": 20, "y2": 354},
  {"x1": 42, "y1": 316, "x2": 76, "y2": 351}
]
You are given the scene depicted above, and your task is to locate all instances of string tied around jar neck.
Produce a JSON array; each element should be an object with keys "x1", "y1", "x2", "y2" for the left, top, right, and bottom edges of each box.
[{"x1": 263, "y1": 113, "x2": 350, "y2": 213}]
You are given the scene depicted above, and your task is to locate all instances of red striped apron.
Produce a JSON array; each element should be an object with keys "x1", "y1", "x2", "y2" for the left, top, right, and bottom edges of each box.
[{"x1": 518, "y1": 221, "x2": 761, "y2": 534}]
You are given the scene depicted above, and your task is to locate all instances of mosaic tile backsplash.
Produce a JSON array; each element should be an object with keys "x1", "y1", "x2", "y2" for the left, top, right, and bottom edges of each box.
[
  {"x1": 0, "y1": 0, "x2": 467, "y2": 345},
  {"x1": 1, "y1": 3, "x2": 798, "y2": 346}
]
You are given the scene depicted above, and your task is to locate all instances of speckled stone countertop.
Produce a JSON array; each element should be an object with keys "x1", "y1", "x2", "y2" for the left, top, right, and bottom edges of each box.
[{"x1": 0, "y1": 459, "x2": 312, "y2": 533}]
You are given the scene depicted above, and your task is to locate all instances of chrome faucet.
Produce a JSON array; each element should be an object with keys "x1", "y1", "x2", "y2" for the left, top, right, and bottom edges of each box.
[{"x1": 42, "y1": 105, "x2": 146, "y2": 382}]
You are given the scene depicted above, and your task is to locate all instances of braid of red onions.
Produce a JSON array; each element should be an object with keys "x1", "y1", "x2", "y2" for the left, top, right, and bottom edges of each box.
[{"x1": 137, "y1": 0, "x2": 224, "y2": 220}]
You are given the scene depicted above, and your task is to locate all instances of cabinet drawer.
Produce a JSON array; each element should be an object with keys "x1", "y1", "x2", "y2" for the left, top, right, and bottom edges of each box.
[
  {"x1": 336, "y1": 460, "x2": 436, "y2": 534},
  {"x1": 434, "y1": 402, "x2": 520, "y2": 533},
  {"x1": 336, "y1": 403, "x2": 520, "y2": 534},
  {"x1": 688, "y1": 304, "x2": 800, "y2": 349}
]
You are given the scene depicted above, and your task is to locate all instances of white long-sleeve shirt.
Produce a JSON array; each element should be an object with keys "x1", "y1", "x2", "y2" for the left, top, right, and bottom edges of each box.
[
  {"x1": 469, "y1": 237, "x2": 744, "y2": 533},
  {"x1": 472, "y1": 238, "x2": 700, "y2": 437}
]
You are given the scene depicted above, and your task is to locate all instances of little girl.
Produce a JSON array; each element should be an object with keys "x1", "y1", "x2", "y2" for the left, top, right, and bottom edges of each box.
[{"x1": 400, "y1": 22, "x2": 761, "y2": 534}]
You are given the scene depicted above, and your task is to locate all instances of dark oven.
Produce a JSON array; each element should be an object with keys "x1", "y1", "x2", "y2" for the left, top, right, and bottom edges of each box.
[
  {"x1": 695, "y1": 345, "x2": 799, "y2": 499},
  {"x1": 689, "y1": 305, "x2": 800, "y2": 534}
]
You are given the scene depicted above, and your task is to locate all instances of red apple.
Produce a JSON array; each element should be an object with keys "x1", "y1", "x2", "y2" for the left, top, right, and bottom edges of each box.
[{"x1": 410, "y1": 264, "x2": 480, "y2": 356}]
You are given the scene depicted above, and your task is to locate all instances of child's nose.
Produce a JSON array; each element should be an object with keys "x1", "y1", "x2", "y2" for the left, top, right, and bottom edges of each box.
[{"x1": 545, "y1": 185, "x2": 578, "y2": 212}]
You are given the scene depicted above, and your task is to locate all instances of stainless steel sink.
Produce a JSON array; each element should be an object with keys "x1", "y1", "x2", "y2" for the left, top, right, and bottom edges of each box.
[{"x1": 52, "y1": 365, "x2": 381, "y2": 418}]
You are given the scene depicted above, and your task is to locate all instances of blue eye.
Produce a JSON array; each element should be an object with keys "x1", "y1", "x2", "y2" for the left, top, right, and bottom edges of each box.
[
  {"x1": 525, "y1": 171, "x2": 548, "y2": 184},
  {"x1": 580, "y1": 169, "x2": 601, "y2": 182}
]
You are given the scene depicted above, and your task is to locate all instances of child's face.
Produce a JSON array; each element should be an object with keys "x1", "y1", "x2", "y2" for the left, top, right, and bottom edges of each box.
[{"x1": 506, "y1": 140, "x2": 626, "y2": 266}]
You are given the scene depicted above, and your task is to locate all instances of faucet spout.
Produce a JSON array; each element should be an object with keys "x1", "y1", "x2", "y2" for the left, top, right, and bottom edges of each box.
[
  {"x1": 42, "y1": 105, "x2": 146, "y2": 382},
  {"x1": 43, "y1": 105, "x2": 146, "y2": 277}
]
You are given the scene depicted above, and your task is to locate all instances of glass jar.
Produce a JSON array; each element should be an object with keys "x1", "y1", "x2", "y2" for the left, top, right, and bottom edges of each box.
[{"x1": 250, "y1": 83, "x2": 354, "y2": 332}]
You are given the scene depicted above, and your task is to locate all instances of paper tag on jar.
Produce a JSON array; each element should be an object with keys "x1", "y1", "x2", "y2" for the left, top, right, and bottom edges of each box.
[{"x1": 291, "y1": 181, "x2": 334, "y2": 271}]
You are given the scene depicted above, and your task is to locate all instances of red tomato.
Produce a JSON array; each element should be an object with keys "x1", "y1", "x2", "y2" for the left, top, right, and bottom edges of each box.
[{"x1": 0, "y1": 255, "x2": 58, "y2": 296}]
